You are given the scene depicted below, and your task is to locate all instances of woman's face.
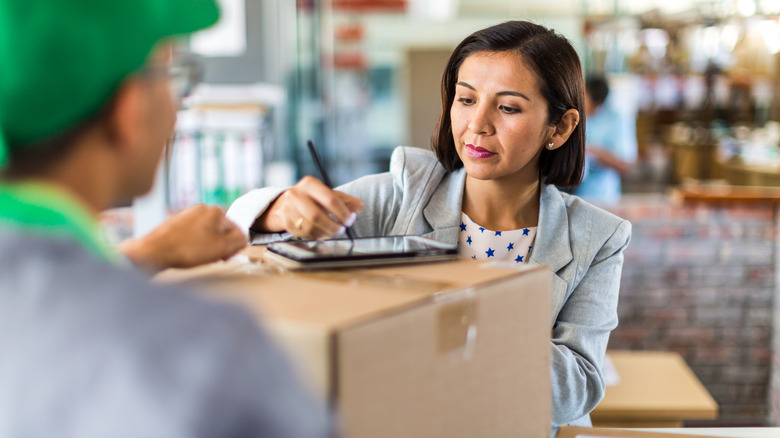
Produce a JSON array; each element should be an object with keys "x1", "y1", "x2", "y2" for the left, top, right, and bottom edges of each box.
[{"x1": 450, "y1": 50, "x2": 553, "y2": 185}]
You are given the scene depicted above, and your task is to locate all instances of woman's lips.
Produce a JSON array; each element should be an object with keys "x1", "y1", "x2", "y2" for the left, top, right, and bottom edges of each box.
[{"x1": 465, "y1": 144, "x2": 496, "y2": 159}]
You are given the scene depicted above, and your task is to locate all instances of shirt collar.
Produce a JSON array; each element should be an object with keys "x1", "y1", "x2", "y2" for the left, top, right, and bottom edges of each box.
[{"x1": 0, "y1": 181, "x2": 114, "y2": 262}]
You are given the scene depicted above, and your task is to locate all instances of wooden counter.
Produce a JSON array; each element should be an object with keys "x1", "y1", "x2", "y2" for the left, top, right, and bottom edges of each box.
[
  {"x1": 558, "y1": 426, "x2": 780, "y2": 438},
  {"x1": 591, "y1": 351, "x2": 719, "y2": 428},
  {"x1": 672, "y1": 183, "x2": 780, "y2": 204}
]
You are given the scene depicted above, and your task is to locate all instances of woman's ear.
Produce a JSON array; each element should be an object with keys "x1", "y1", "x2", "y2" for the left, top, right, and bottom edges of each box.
[{"x1": 546, "y1": 109, "x2": 580, "y2": 151}]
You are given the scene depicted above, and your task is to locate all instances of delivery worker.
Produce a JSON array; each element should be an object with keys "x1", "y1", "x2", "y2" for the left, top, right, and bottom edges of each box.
[{"x1": 0, "y1": 1, "x2": 333, "y2": 437}]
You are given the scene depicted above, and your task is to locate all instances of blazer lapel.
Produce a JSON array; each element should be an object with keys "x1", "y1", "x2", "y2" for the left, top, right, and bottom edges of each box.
[
  {"x1": 530, "y1": 185, "x2": 574, "y2": 321},
  {"x1": 421, "y1": 169, "x2": 466, "y2": 244},
  {"x1": 418, "y1": 176, "x2": 574, "y2": 275},
  {"x1": 530, "y1": 184, "x2": 573, "y2": 273}
]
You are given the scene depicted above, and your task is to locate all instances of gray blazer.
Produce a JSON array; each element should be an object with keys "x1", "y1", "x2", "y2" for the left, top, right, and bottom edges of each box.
[{"x1": 228, "y1": 146, "x2": 632, "y2": 428}]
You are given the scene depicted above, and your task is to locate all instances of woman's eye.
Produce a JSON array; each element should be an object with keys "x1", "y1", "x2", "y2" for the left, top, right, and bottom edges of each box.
[
  {"x1": 499, "y1": 105, "x2": 520, "y2": 114},
  {"x1": 457, "y1": 97, "x2": 475, "y2": 105}
]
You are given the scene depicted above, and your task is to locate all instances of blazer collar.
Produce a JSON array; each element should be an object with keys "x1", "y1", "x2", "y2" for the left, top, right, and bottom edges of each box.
[
  {"x1": 421, "y1": 172, "x2": 574, "y2": 274},
  {"x1": 422, "y1": 168, "x2": 466, "y2": 244},
  {"x1": 529, "y1": 184, "x2": 573, "y2": 273}
]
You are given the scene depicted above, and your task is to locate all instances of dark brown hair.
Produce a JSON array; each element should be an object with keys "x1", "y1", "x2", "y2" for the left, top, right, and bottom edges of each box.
[
  {"x1": 432, "y1": 20, "x2": 585, "y2": 188},
  {"x1": 2, "y1": 92, "x2": 117, "y2": 179},
  {"x1": 586, "y1": 76, "x2": 610, "y2": 107}
]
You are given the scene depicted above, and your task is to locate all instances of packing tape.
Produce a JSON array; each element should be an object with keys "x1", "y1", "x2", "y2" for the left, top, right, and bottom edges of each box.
[{"x1": 436, "y1": 288, "x2": 478, "y2": 360}]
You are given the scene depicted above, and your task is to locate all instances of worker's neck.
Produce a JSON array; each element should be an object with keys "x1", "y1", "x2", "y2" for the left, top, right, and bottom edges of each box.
[{"x1": 8, "y1": 139, "x2": 124, "y2": 217}]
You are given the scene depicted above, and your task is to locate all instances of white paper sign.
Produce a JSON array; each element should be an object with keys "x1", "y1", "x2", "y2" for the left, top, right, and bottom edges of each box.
[{"x1": 190, "y1": 0, "x2": 247, "y2": 57}]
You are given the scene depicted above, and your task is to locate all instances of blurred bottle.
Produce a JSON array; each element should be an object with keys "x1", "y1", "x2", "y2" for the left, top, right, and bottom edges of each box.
[
  {"x1": 222, "y1": 133, "x2": 243, "y2": 206},
  {"x1": 242, "y1": 132, "x2": 263, "y2": 193},
  {"x1": 200, "y1": 132, "x2": 225, "y2": 206},
  {"x1": 169, "y1": 132, "x2": 199, "y2": 210}
]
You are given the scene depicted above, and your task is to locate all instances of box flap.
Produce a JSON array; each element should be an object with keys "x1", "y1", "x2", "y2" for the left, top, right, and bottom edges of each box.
[{"x1": 157, "y1": 252, "x2": 539, "y2": 332}]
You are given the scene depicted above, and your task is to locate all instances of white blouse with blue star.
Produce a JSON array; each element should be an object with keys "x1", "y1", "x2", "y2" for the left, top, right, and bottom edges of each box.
[{"x1": 457, "y1": 212, "x2": 537, "y2": 263}]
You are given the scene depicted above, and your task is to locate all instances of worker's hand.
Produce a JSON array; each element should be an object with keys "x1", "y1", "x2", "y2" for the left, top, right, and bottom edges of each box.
[
  {"x1": 256, "y1": 176, "x2": 363, "y2": 240},
  {"x1": 119, "y1": 204, "x2": 247, "y2": 273}
]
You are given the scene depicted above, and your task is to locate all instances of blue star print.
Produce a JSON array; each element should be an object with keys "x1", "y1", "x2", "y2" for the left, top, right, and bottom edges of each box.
[{"x1": 458, "y1": 212, "x2": 536, "y2": 264}]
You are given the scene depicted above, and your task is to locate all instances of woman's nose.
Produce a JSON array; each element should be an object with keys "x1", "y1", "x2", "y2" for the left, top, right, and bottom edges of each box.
[{"x1": 467, "y1": 104, "x2": 494, "y2": 135}]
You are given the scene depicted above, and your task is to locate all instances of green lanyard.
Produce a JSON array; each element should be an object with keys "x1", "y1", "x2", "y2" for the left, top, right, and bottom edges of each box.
[{"x1": 0, "y1": 182, "x2": 114, "y2": 262}]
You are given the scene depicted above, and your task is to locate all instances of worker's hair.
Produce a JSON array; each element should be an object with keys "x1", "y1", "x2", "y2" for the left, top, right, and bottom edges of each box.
[
  {"x1": 3, "y1": 95, "x2": 115, "y2": 179},
  {"x1": 585, "y1": 76, "x2": 610, "y2": 107}
]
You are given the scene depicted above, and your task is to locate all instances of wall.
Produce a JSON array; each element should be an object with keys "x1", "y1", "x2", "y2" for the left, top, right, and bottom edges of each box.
[
  {"x1": 195, "y1": 0, "x2": 289, "y2": 85},
  {"x1": 405, "y1": 47, "x2": 451, "y2": 148},
  {"x1": 606, "y1": 194, "x2": 778, "y2": 426}
]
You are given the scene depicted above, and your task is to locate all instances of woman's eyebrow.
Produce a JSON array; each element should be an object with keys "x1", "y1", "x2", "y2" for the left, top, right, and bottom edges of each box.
[
  {"x1": 456, "y1": 81, "x2": 531, "y2": 102},
  {"x1": 497, "y1": 90, "x2": 531, "y2": 101},
  {"x1": 455, "y1": 81, "x2": 476, "y2": 91}
]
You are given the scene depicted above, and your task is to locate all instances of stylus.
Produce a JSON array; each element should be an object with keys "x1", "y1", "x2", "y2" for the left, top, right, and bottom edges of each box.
[{"x1": 306, "y1": 140, "x2": 357, "y2": 241}]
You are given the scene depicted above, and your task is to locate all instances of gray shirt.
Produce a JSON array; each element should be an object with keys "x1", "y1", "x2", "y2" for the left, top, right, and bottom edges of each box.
[{"x1": 0, "y1": 230, "x2": 334, "y2": 438}]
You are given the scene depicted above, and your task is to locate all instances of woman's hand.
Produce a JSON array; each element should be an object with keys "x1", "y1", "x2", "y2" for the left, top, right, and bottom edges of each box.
[
  {"x1": 256, "y1": 176, "x2": 364, "y2": 240},
  {"x1": 119, "y1": 204, "x2": 247, "y2": 273}
]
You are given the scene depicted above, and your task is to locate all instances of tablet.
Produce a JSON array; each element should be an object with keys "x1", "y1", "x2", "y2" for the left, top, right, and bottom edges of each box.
[{"x1": 265, "y1": 235, "x2": 458, "y2": 270}]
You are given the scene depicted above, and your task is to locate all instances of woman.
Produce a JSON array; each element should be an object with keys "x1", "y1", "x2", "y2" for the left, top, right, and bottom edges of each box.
[{"x1": 228, "y1": 20, "x2": 631, "y2": 428}]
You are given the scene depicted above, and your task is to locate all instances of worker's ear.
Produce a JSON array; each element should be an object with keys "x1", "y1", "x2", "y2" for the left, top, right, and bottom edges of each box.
[{"x1": 105, "y1": 77, "x2": 147, "y2": 151}]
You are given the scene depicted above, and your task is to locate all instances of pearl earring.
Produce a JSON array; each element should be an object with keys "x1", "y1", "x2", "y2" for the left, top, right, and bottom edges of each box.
[{"x1": 547, "y1": 142, "x2": 555, "y2": 149}]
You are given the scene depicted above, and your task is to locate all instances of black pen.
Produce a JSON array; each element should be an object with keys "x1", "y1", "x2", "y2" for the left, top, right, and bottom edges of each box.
[{"x1": 306, "y1": 140, "x2": 357, "y2": 241}]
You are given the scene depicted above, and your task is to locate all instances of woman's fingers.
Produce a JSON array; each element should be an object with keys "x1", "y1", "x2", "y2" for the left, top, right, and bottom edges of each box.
[
  {"x1": 296, "y1": 176, "x2": 359, "y2": 226},
  {"x1": 283, "y1": 190, "x2": 344, "y2": 239},
  {"x1": 335, "y1": 191, "x2": 364, "y2": 219},
  {"x1": 276, "y1": 177, "x2": 361, "y2": 239},
  {"x1": 263, "y1": 176, "x2": 363, "y2": 239}
]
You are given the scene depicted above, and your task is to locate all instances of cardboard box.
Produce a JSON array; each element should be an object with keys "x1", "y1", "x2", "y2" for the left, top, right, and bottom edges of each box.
[{"x1": 160, "y1": 249, "x2": 552, "y2": 438}]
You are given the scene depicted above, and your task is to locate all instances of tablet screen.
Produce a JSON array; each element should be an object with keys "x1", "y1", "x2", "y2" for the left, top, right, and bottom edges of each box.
[{"x1": 267, "y1": 235, "x2": 457, "y2": 265}]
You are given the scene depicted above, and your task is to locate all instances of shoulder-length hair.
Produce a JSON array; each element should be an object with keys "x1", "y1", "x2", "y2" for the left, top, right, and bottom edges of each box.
[{"x1": 432, "y1": 20, "x2": 585, "y2": 188}]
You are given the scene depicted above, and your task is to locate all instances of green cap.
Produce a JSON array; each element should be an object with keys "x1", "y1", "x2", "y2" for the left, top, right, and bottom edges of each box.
[{"x1": 0, "y1": 0, "x2": 219, "y2": 166}]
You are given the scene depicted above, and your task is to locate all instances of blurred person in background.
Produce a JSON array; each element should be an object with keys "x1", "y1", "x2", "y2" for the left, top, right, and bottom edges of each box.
[
  {"x1": 575, "y1": 76, "x2": 637, "y2": 205},
  {"x1": 0, "y1": 1, "x2": 333, "y2": 437}
]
